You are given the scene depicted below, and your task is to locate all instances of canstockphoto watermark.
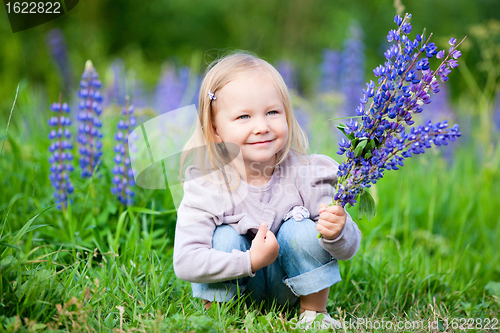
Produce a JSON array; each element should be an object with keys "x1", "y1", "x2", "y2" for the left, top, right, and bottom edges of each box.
[
  {"x1": 4, "y1": 0, "x2": 79, "y2": 33},
  {"x1": 290, "y1": 317, "x2": 499, "y2": 331}
]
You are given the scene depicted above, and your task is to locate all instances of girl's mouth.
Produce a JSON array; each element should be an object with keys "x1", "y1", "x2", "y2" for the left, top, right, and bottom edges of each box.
[{"x1": 248, "y1": 139, "x2": 274, "y2": 146}]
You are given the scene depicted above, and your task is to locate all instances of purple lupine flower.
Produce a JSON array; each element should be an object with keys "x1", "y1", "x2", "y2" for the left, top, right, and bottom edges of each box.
[
  {"x1": 275, "y1": 60, "x2": 311, "y2": 139},
  {"x1": 410, "y1": 83, "x2": 457, "y2": 165},
  {"x1": 316, "y1": 49, "x2": 345, "y2": 138},
  {"x1": 276, "y1": 60, "x2": 298, "y2": 92},
  {"x1": 132, "y1": 77, "x2": 151, "y2": 109},
  {"x1": 330, "y1": 13, "x2": 465, "y2": 219},
  {"x1": 319, "y1": 49, "x2": 341, "y2": 93},
  {"x1": 340, "y1": 23, "x2": 365, "y2": 118},
  {"x1": 154, "y1": 66, "x2": 191, "y2": 114},
  {"x1": 111, "y1": 97, "x2": 136, "y2": 205},
  {"x1": 45, "y1": 29, "x2": 73, "y2": 92},
  {"x1": 77, "y1": 60, "x2": 103, "y2": 178},
  {"x1": 48, "y1": 95, "x2": 74, "y2": 209},
  {"x1": 494, "y1": 92, "x2": 500, "y2": 132},
  {"x1": 294, "y1": 106, "x2": 312, "y2": 142},
  {"x1": 105, "y1": 59, "x2": 127, "y2": 107},
  {"x1": 191, "y1": 75, "x2": 202, "y2": 109}
]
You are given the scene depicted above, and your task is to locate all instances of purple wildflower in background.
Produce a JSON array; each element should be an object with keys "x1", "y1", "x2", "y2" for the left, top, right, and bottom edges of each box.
[
  {"x1": 275, "y1": 60, "x2": 311, "y2": 138},
  {"x1": 191, "y1": 75, "x2": 202, "y2": 109},
  {"x1": 276, "y1": 60, "x2": 298, "y2": 92},
  {"x1": 132, "y1": 78, "x2": 150, "y2": 109},
  {"x1": 414, "y1": 84, "x2": 457, "y2": 164},
  {"x1": 112, "y1": 97, "x2": 136, "y2": 205},
  {"x1": 77, "y1": 60, "x2": 103, "y2": 178},
  {"x1": 155, "y1": 66, "x2": 191, "y2": 114},
  {"x1": 106, "y1": 59, "x2": 127, "y2": 107},
  {"x1": 419, "y1": 84, "x2": 455, "y2": 124},
  {"x1": 294, "y1": 107, "x2": 312, "y2": 141},
  {"x1": 330, "y1": 13, "x2": 464, "y2": 220},
  {"x1": 48, "y1": 94, "x2": 74, "y2": 209},
  {"x1": 46, "y1": 29, "x2": 73, "y2": 93},
  {"x1": 494, "y1": 92, "x2": 500, "y2": 131},
  {"x1": 317, "y1": 49, "x2": 344, "y2": 136},
  {"x1": 340, "y1": 23, "x2": 365, "y2": 117},
  {"x1": 319, "y1": 49, "x2": 341, "y2": 93}
]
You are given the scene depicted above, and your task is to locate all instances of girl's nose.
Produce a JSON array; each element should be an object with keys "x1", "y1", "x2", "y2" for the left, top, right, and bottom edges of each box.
[{"x1": 252, "y1": 117, "x2": 270, "y2": 134}]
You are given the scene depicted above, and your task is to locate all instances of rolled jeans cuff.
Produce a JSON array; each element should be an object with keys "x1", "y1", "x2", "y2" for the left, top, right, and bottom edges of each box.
[
  {"x1": 192, "y1": 281, "x2": 245, "y2": 302},
  {"x1": 283, "y1": 258, "x2": 341, "y2": 297}
]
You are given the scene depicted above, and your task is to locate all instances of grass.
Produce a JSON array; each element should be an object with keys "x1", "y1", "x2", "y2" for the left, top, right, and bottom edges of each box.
[{"x1": 0, "y1": 86, "x2": 499, "y2": 332}]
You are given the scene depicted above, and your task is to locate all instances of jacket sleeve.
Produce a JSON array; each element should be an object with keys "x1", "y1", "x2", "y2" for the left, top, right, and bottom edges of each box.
[
  {"x1": 173, "y1": 165, "x2": 255, "y2": 283},
  {"x1": 298, "y1": 154, "x2": 362, "y2": 260}
]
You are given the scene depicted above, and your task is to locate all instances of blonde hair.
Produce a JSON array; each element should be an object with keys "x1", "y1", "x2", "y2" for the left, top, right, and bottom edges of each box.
[{"x1": 180, "y1": 50, "x2": 310, "y2": 188}]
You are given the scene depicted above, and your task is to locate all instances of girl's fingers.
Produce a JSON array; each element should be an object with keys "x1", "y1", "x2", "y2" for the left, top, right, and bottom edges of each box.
[
  {"x1": 327, "y1": 205, "x2": 346, "y2": 216},
  {"x1": 319, "y1": 211, "x2": 337, "y2": 223},
  {"x1": 319, "y1": 203, "x2": 328, "y2": 214},
  {"x1": 316, "y1": 223, "x2": 336, "y2": 239},
  {"x1": 255, "y1": 223, "x2": 267, "y2": 240}
]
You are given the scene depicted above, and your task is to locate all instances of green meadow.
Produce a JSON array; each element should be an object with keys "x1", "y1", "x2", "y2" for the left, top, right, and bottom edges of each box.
[{"x1": 1, "y1": 84, "x2": 499, "y2": 332}]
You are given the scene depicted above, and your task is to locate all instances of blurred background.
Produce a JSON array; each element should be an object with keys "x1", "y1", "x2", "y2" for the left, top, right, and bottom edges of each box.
[{"x1": 1, "y1": 0, "x2": 499, "y2": 113}]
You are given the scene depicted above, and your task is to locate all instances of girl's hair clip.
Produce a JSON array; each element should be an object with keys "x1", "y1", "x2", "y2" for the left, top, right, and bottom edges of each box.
[{"x1": 208, "y1": 91, "x2": 217, "y2": 101}]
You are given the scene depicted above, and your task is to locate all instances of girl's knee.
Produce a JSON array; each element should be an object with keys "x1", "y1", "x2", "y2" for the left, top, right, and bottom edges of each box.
[
  {"x1": 277, "y1": 218, "x2": 331, "y2": 263},
  {"x1": 212, "y1": 224, "x2": 251, "y2": 253},
  {"x1": 277, "y1": 218, "x2": 317, "y2": 243}
]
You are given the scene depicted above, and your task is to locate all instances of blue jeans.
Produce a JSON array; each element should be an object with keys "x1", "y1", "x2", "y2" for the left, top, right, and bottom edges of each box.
[{"x1": 191, "y1": 217, "x2": 342, "y2": 306}]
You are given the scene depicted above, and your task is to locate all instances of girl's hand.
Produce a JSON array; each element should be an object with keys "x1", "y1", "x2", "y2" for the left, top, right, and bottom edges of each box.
[
  {"x1": 249, "y1": 223, "x2": 279, "y2": 273},
  {"x1": 317, "y1": 204, "x2": 347, "y2": 240}
]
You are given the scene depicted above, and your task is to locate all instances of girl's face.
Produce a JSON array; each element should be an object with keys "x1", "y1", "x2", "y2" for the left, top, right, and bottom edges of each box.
[{"x1": 212, "y1": 71, "x2": 288, "y2": 167}]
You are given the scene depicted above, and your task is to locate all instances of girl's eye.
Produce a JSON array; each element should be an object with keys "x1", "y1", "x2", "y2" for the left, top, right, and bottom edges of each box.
[{"x1": 237, "y1": 111, "x2": 278, "y2": 120}]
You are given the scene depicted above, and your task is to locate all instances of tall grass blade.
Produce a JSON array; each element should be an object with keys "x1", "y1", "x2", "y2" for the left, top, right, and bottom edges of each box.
[{"x1": 0, "y1": 83, "x2": 20, "y2": 163}]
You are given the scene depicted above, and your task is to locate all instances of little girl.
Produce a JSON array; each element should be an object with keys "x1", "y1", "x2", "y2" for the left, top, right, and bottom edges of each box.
[{"x1": 173, "y1": 51, "x2": 361, "y2": 327}]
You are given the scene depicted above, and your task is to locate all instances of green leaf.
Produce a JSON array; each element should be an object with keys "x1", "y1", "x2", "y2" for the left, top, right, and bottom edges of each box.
[
  {"x1": 366, "y1": 139, "x2": 376, "y2": 151},
  {"x1": 13, "y1": 224, "x2": 49, "y2": 236},
  {"x1": 364, "y1": 152, "x2": 372, "y2": 159},
  {"x1": 351, "y1": 138, "x2": 359, "y2": 148},
  {"x1": 313, "y1": 313, "x2": 325, "y2": 324},
  {"x1": 485, "y1": 281, "x2": 500, "y2": 297},
  {"x1": 114, "y1": 210, "x2": 128, "y2": 252},
  {"x1": 336, "y1": 124, "x2": 347, "y2": 137},
  {"x1": 128, "y1": 207, "x2": 176, "y2": 215},
  {"x1": 354, "y1": 140, "x2": 368, "y2": 157},
  {"x1": 0, "y1": 242, "x2": 20, "y2": 251},
  {"x1": 2, "y1": 205, "x2": 55, "y2": 257},
  {"x1": 358, "y1": 190, "x2": 376, "y2": 221},
  {"x1": 92, "y1": 226, "x2": 105, "y2": 254}
]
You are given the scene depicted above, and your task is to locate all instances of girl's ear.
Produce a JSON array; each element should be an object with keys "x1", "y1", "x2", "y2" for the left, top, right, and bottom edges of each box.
[{"x1": 212, "y1": 125, "x2": 222, "y2": 143}]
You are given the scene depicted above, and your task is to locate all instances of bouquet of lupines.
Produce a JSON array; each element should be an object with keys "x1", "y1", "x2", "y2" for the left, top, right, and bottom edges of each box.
[
  {"x1": 111, "y1": 97, "x2": 137, "y2": 205},
  {"x1": 48, "y1": 94, "x2": 74, "y2": 209},
  {"x1": 77, "y1": 60, "x2": 103, "y2": 178},
  {"x1": 332, "y1": 13, "x2": 464, "y2": 221}
]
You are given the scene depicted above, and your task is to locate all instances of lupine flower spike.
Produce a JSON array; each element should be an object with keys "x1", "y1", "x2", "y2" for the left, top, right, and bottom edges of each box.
[
  {"x1": 111, "y1": 96, "x2": 136, "y2": 205},
  {"x1": 46, "y1": 29, "x2": 73, "y2": 92},
  {"x1": 48, "y1": 93, "x2": 74, "y2": 209},
  {"x1": 77, "y1": 60, "x2": 103, "y2": 178},
  {"x1": 340, "y1": 23, "x2": 365, "y2": 118},
  {"x1": 319, "y1": 13, "x2": 465, "y2": 236}
]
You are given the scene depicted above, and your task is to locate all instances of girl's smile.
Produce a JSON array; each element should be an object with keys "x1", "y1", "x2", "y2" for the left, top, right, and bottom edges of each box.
[{"x1": 247, "y1": 139, "x2": 275, "y2": 146}]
